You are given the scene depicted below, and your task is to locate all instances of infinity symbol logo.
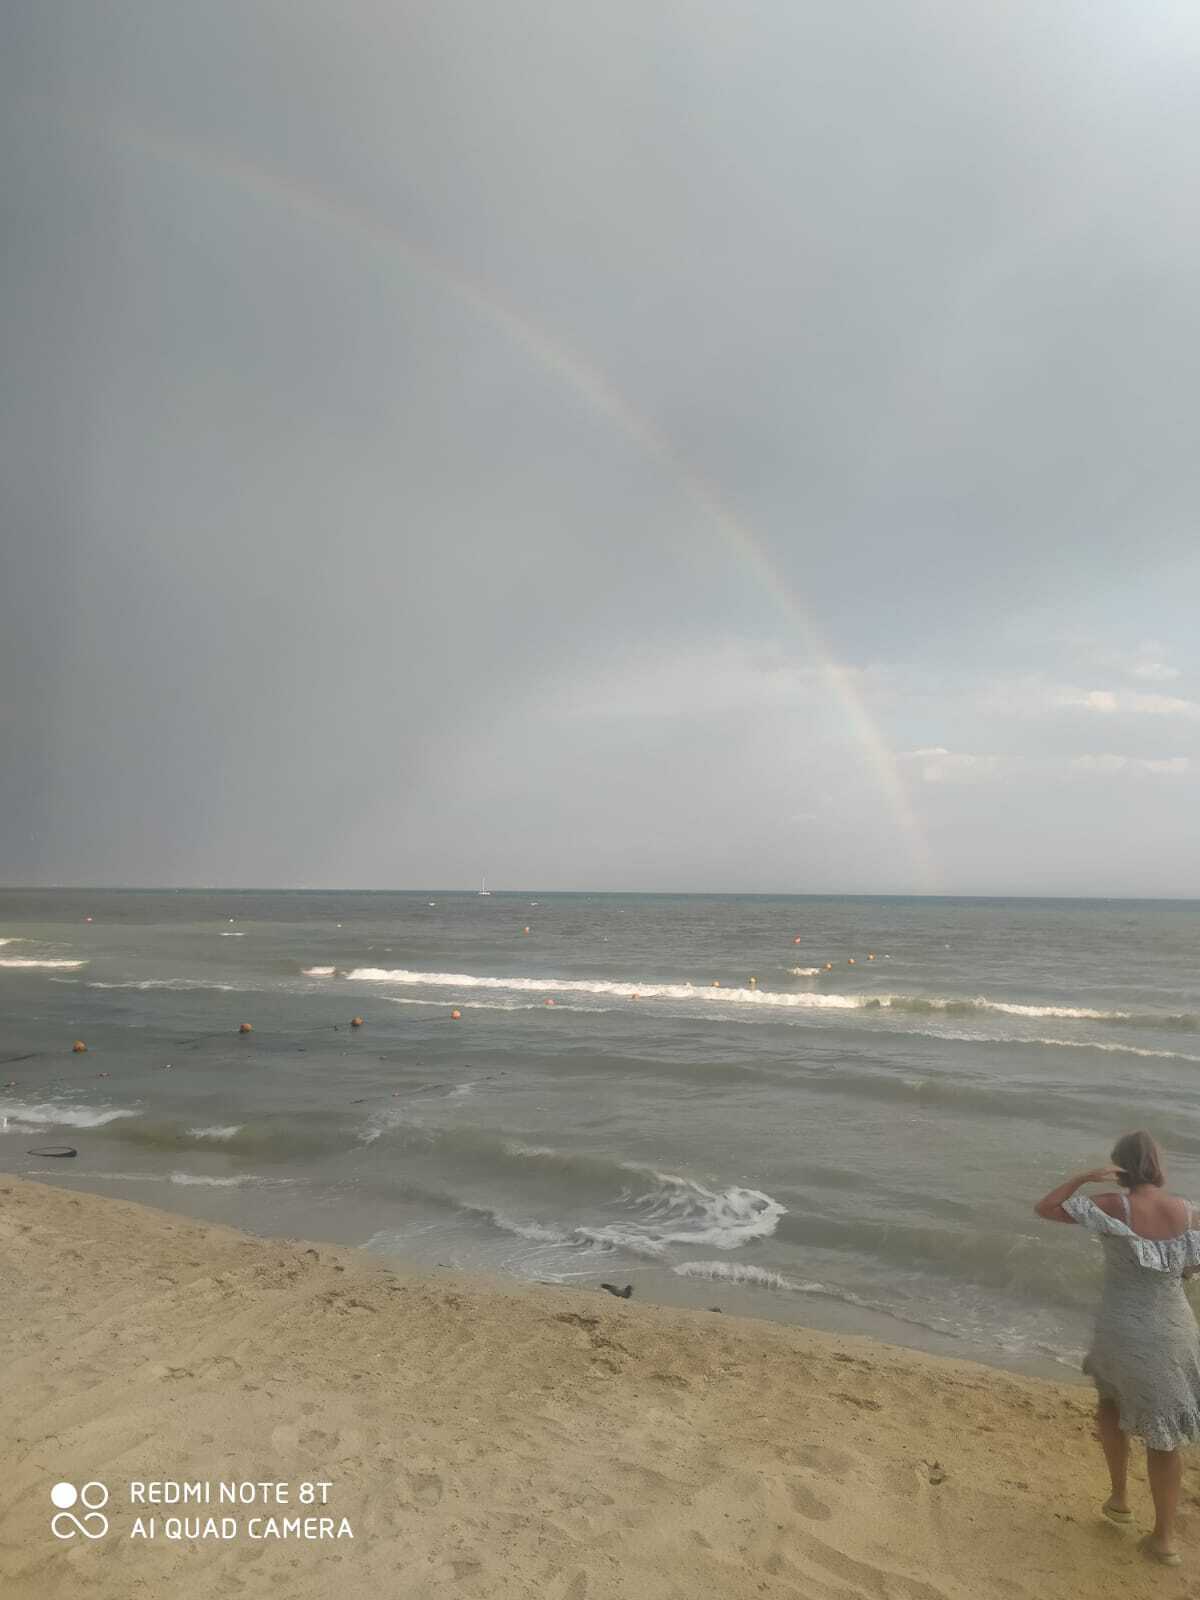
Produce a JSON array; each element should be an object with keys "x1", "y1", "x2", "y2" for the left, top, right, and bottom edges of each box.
[{"x1": 50, "y1": 1481, "x2": 109, "y2": 1540}]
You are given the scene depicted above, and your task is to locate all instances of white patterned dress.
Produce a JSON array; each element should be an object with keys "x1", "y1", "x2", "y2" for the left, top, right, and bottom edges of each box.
[{"x1": 1063, "y1": 1191, "x2": 1200, "y2": 1450}]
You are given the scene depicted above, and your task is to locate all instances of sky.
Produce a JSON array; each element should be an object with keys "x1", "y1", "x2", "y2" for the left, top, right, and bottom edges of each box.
[{"x1": 3, "y1": 2, "x2": 1200, "y2": 897}]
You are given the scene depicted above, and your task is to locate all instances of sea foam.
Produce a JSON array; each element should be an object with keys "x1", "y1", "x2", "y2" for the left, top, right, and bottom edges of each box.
[
  {"x1": 0, "y1": 958, "x2": 87, "y2": 970},
  {"x1": 332, "y1": 966, "x2": 1178, "y2": 1026},
  {"x1": 0, "y1": 1099, "x2": 137, "y2": 1128}
]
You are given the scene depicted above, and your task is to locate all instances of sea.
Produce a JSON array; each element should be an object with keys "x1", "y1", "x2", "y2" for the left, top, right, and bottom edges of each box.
[{"x1": 4, "y1": 888, "x2": 1200, "y2": 1379}]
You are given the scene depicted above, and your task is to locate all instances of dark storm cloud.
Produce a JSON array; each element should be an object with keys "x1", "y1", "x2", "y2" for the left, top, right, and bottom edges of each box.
[{"x1": 3, "y1": 2, "x2": 1199, "y2": 892}]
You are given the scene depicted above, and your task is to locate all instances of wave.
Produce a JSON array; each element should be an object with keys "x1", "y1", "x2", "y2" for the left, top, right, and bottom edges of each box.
[
  {"x1": 169, "y1": 1172, "x2": 285, "y2": 1188},
  {"x1": 1027, "y1": 1037, "x2": 1200, "y2": 1062},
  {"x1": 434, "y1": 1178, "x2": 782, "y2": 1258},
  {"x1": 385, "y1": 996, "x2": 609, "y2": 1014},
  {"x1": 219, "y1": 931, "x2": 246, "y2": 937},
  {"x1": 572, "y1": 1176, "x2": 785, "y2": 1257},
  {"x1": 481, "y1": 1211, "x2": 570, "y2": 1244},
  {"x1": 303, "y1": 966, "x2": 336, "y2": 976},
  {"x1": 112, "y1": 1118, "x2": 339, "y2": 1159},
  {"x1": 330, "y1": 967, "x2": 1194, "y2": 1028},
  {"x1": 21, "y1": 1167, "x2": 289, "y2": 1189},
  {"x1": 773, "y1": 1210, "x2": 1095, "y2": 1309},
  {"x1": 341, "y1": 967, "x2": 871, "y2": 1006},
  {"x1": 779, "y1": 1062, "x2": 1200, "y2": 1147},
  {"x1": 0, "y1": 1099, "x2": 138, "y2": 1129},
  {"x1": 672, "y1": 1259, "x2": 1074, "y2": 1356},
  {"x1": 356, "y1": 1120, "x2": 784, "y2": 1256},
  {"x1": 674, "y1": 1260, "x2": 798, "y2": 1292},
  {"x1": 86, "y1": 979, "x2": 249, "y2": 991},
  {"x1": 1, "y1": 958, "x2": 87, "y2": 970},
  {"x1": 880, "y1": 1027, "x2": 1200, "y2": 1066},
  {"x1": 788, "y1": 967, "x2": 822, "y2": 977}
]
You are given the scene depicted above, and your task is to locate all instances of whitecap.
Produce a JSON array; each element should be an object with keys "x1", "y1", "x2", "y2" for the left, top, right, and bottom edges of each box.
[
  {"x1": 673, "y1": 1260, "x2": 798, "y2": 1292},
  {"x1": 573, "y1": 1174, "x2": 785, "y2": 1257},
  {"x1": 339, "y1": 967, "x2": 1181, "y2": 1026},
  {"x1": 169, "y1": 1173, "x2": 290, "y2": 1187},
  {"x1": 0, "y1": 1099, "x2": 137, "y2": 1128},
  {"x1": 1, "y1": 958, "x2": 87, "y2": 970}
]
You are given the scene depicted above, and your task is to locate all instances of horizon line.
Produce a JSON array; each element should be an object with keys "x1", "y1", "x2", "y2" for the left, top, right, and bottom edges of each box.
[{"x1": 3, "y1": 885, "x2": 1200, "y2": 904}]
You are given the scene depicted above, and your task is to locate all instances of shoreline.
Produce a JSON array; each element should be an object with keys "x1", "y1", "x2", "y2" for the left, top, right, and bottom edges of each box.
[
  {"x1": 4, "y1": 1162, "x2": 1082, "y2": 1384},
  {"x1": 2, "y1": 1174, "x2": 1194, "y2": 1599}
]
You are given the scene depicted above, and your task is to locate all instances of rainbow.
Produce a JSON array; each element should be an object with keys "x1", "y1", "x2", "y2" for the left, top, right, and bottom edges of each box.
[{"x1": 114, "y1": 119, "x2": 936, "y2": 889}]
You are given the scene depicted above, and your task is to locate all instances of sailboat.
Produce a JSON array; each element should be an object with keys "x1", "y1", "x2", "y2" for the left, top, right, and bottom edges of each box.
[{"x1": 477, "y1": 876, "x2": 492, "y2": 897}]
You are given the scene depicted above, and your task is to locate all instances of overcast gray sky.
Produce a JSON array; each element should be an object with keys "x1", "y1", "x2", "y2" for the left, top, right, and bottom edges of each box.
[{"x1": 3, "y1": 2, "x2": 1199, "y2": 895}]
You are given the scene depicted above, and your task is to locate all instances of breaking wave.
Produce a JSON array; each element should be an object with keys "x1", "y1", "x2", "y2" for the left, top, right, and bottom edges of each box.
[
  {"x1": 1, "y1": 958, "x2": 87, "y2": 970},
  {"x1": 319, "y1": 966, "x2": 1196, "y2": 1029},
  {"x1": 0, "y1": 1098, "x2": 137, "y2": 1128},
  {"x1": 168, "y1": 1172, "x2": 286, "y2": 1188},
  {"x1": 572, "y1": 1175, "x2": 785, "y2": 1257},
  {"x1": 673, "y1": 1260, "x2": 798, "y2": 1291}
]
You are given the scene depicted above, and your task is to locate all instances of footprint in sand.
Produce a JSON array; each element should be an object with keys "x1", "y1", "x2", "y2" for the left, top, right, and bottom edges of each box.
[
  {"x1": 409, "y1": 1471, "x2": 444, "y2": 1506},
  {"x1": 788, "y1": 1481, "x2": 833, "y2": 1521},
  {"x1": 787, "y1": 1442, "x2": 857, "y2": 1479}
]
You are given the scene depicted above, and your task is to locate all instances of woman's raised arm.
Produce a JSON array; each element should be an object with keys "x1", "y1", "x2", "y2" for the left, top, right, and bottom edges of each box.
[{"x1": 1034, "y1": 1166, "x2": 1121, "y2": 1223}]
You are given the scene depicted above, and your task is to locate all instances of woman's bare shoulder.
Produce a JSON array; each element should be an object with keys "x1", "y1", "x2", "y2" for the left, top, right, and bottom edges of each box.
[{"x1": 1090, "y1": 1191, "x2": 1125, "y2": 1219}]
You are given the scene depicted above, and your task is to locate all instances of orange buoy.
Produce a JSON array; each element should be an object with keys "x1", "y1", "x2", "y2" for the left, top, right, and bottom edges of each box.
[
  {"x1": 847, "y1": 958, "x2": 856, "y2": 966},
  {"x1": 350, "y1": 1016, "x2": 364, "y2": 1028},
  {"x1": 868, "y1": 953, "x2": 876, "y2": 961},
  {"x1": 711, "y1": 980, "x2": 721, "y2": 988},
  {"x1": 523, "y1": 926, "x2": 530, "y2": 934},
  {"x1": 450, "y1": 1008, "x2": 462, "y2": 1020},
  {"x1": 823, "y1": 963, "x2": 833, "y2": 971},
  {"x1": 238, "y1": 1022, "x2": 253, "y2": 1034},
  {"x1": 72, "y1": 1040, "x2": 87, "y2": 1053}
]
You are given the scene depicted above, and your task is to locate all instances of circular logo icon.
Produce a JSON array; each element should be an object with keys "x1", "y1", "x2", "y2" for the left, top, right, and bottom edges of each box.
[{"x1": 50, "y1": 1481, "x2": 109, "y2": 1540}]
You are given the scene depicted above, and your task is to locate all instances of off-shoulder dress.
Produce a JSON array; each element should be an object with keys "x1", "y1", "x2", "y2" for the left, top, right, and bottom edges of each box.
[{"x1": 1063, "y1": 1191, "x2": 1200, "y2": 1451}]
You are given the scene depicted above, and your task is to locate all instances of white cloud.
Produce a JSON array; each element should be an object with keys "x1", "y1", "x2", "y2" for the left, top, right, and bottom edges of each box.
[
  {"x1": 1065, "y1": 638, "x2": 1183, "y2": 684},
  {"x1": 1071, "y1": 754, "x2": 1191, "y2": 776},
  {"x1": 1065, "y1": 688, "x2": 1199, "y2": 717},
  {"x1": 988, "y1": 677, "x2": 1200, "y2": 720},
  {"x1": 1130, "y1": 661, "x2": 1182, "y2": 682},
  {"x1": 899, "y1": 748, "x2": 999, "y2": 783}
]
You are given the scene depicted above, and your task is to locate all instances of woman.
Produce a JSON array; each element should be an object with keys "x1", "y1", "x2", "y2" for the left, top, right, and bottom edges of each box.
[{"x1": 1036, "y1": 1130, "x2": 1200, "y2": 1566}]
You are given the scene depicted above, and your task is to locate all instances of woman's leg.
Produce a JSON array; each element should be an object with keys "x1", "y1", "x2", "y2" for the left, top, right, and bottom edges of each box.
[
  {"x1": 1096, "y1": 1398, "x2": 1129, "y2": 1509},
  {"x1": 1146, "y1": 1447, "x2": 1181, "y2": 1553}
]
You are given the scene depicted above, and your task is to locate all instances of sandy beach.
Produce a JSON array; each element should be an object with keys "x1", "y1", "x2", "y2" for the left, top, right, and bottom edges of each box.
[{"x1": 3, "y1": 1178, "x2": 1199, "y2": 1599}]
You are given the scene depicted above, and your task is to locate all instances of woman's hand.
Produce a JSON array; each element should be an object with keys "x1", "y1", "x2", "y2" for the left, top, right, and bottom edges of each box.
[{"x1": 1035, "y1": 1165, "x2": 1120, "y2": 1222}]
